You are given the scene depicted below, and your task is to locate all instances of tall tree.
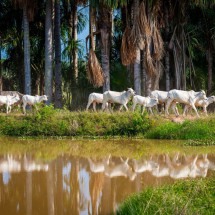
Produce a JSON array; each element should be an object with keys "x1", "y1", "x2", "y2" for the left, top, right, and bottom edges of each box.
[
  {"x1": 54, "y1": 0, "x2": 63, "y2": 108},
  {"x1": 13, "y1": 0, "x2": 37, "y2": 94},
  {"x1": 45, "y1": 0, "x2": 53, "y2": 104}
]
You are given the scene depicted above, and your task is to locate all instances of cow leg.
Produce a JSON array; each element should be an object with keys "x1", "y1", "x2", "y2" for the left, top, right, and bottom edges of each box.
[
  {"x1": 148, "y1": 107, "x2": 154, "y2": 115},
  {"x1": 183, "y1": 105, "x2": 189, "y2": 116},
  {"x1": 102, "y1": 101, "x2": 107, "y2": 111},
  {"x1": 86, "y1": 101, "x2": 92, "y2": 111},
  {"x1": 93, "y1": 102, "x2": 96, "y2": 112},
  {"x1": 191, "y1": 103, "x2": 200, "y2": 117},
  {"x1": 119, "y1": 104, "x2": 124, "y2": 111},
  {"x1": 203, "y1": 106, "x2": 208, "y2": 116},
  {"x1": 23, "y1": 103, "x2": 27, "y2": 114},
  {"x1": 171, "y1": 102, "x2": 179, "y2": 116},
  {"x1": 123, "y1": 104, "x2": 128, "y2": 111},
  {"x1": 165, "y1": 99, "x2": 173, "y2": 116},
  {"x1": 132, "y1": 103, "x2": 137, "y2": 112},
  {"x1": 141, "y1": 106, "x2": 146, "y2": 115}
]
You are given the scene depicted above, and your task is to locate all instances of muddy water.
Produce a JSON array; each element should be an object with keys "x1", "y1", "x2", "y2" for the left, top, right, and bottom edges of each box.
[{"x1": 0, "y1": 137, "x2": 214, "y2": 215}]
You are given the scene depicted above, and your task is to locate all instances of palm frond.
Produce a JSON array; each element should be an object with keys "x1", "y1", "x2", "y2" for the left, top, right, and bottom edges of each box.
[{"x1": 86, "y1": 49, "x2": 104, "y2": 88}]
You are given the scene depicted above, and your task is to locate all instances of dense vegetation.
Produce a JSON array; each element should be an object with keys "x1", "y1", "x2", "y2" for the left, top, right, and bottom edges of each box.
[
  {"x1": 1, "y1": 106, "x2": 215, "y2": 142},
  {"x1": 116, "y1": 176, "x2": 215, "y2": 215},
  {"x1": 0, "y1": 0, "x2": 215, "y2": 110}
]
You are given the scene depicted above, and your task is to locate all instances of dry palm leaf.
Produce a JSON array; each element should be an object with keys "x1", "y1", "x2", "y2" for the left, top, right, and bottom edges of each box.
[
  {"x1": 138, "y1": 1, "x2": 151, "y2": 38},
  {"x1": 145, "y1": 37, "x2": 156, "y2": 76},
  {"x1": 87, "y1": 49, "x2": 104, "y2": 88},
  {"x1": 121, "y1": 27, "x2": 137, "y2": 66},
  {"x1": 152, "y1": 25, "x2": 164, "y2": 60}
]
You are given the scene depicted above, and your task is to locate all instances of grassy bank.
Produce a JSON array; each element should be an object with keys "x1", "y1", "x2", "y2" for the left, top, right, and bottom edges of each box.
[
  {"x1": 0, "y1": 106, "x2": 215, "y2": 141},
  {"x1": 116, "y1": 176, "x2": 215, "y2": 215}
]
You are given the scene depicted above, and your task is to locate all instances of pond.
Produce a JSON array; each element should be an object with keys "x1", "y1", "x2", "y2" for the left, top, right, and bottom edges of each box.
[{"x1": 0, "y1": 137, "x2": 214, "y2": 215}]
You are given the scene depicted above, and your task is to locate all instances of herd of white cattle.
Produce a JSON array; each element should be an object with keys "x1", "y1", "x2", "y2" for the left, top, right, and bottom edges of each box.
[
  {"x1": 0, "y1": 94, "x2": 48, "y2": 114},
  {"x1": 1, "y1": 153, "x2": 214, "y2": 180},
  {"x1": 86, "y1": 88, "x2": 215, "y2": 117}
]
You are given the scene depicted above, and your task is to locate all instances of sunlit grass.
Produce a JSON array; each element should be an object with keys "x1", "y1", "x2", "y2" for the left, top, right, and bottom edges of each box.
[{"x1": 117, "y1": 176, "x2": 215, "y2": 215}]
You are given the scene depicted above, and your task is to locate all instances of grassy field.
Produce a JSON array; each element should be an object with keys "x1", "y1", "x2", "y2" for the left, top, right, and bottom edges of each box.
[
  {"x1": 0, "y1": 105, "x2": 215, "y2": 142},
  {"x1": 116, "y1": 176, "x2": 215, "y2": 215}
]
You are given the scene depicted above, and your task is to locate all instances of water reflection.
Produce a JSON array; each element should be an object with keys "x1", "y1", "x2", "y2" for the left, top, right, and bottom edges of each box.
[{"x1": 0, "y1": 153, "x2": 214, "y2": 215}]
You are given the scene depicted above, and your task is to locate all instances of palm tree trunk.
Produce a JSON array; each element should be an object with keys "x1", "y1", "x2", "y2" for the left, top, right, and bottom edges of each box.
[
  {"x1": 99, "y1": 5, "x2": 111, "y2": 92},
  {"x1": 72, "y1": 0, "x2": 78, "y2": 83},
  {"x1": 134, "y1": 49, "x2": 141, "y2": 94},
  {"x1": 207, "y1": 44, "x2": 213, "y2": 94},
  {"x1": 164, "y1": 4, "x2": 170, "y2": 91},
  {"x1": 133, "y1": 0, "x2": 141, "y2": 95},
  {"x1": 54, "y1": 0, "x2": 63, "y2": 108},
  {"x1": 45, "y1": 0, "x2": 53, "y2": 104},
  {"x1": 141, "y1": 51, "x2": 146, "y2": 96},
  {"x1": 23, "y1": 4, "x2": 31, "y2": 95},
  {"x1": 0, "y1": 40, "x2": 2, "y2": 91}
]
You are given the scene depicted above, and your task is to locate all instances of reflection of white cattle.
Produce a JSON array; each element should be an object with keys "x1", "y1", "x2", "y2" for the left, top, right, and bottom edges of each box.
[
  {"x1": 104, "y1": 156, "x2": 136, "y2": 181},
  {"x1": 189, "y1": 154, "x2": 209, "y2": 178},
  {"x1": 151, "y1": 155, "x2": 169, "y2": 177},
  {"x1": 165, "y1": 90, "x2": 207, "y2": 117},
  {"x1": 132, "y1": 96, "x2": 158, "y2": 114},
  {"x1": 23, "y1": 157, "x2": 49, "y2": 172},
  {"x1": 0, "y1": 155, "x2": 21, "y2": 173},
  {"x1": 183, "y1": 96, "x2": 215, "y2": 116},
  {"x1": 24, "y1": 162, "x2": 49, "y2": 172},
  {"x1": 132, "y1": 157, "x2": 157, "y2": 173},
  {"x1": 165, "y1": 154, "x2": 195, "y2": 179},
  {"x1": 102, "y1": 88, "x2": 135, "y2": 111},
  {"x1": 88, "y1": 157, "x2": 106, "y2": 173},
  {"x1": 86, "y1": 93, "x2": 108, "y2": 111}
]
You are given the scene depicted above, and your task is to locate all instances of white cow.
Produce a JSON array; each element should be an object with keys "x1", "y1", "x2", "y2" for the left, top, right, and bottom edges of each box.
[
  {"x1": 22, "y1": 95, "x2": 48, "y2": 114},
  {"x1": 165, "y1": 90, "x2": 207, "y2": 117},
  {"x1": 86, "y1": 93, "x2": 108, "y2": 111},
  {"x1": 132, "y1": 95, "x2": 158, "y2": 114},
  {"x1": 104, "y1": 155, "x2": 136, "y2": 181},
  {"x1": 183, "y1": 96, "x2": 215, "y2": 116},
  {"x1": 102, "y1": 88, "x2": 135, "y2": 111},
  {"x1": 0, "y1": 95, "x2": 20, "y2": 114},
  {"x1": 0, "y1": 155, "x2": 21, "y2": 173},
  {"x1": 150, "y1": 90, "x2": 179, "y2": 115}
]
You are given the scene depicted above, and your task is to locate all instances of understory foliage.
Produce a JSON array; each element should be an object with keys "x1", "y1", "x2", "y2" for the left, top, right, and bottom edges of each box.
[
  {"x1": 116, "y1": 176, "x2": 215, "y2": 215},
  {"x1": 0, "y1": 106, "x2": 215, "y2": 140}
]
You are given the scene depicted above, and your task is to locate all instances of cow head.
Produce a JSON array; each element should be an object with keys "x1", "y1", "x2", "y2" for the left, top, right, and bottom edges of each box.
[
  {"x1": 42, "y1": 95, "x2": 48, "y2": 101},
  {"x1": 199, "y1": 90, "x2": 207, "y2": 100},
  {"x1": 127, "y1": 88, "x2": 135, "y2": 96}
]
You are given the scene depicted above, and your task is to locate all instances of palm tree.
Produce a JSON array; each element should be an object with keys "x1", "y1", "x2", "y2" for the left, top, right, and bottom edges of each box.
[
  {"x1": 13, "y1": 0, "x2": 37, "y2": 95},
  {"x1": 45, "y1": 0, "x2": 53, "y2": 104},
  {"x1": 54, "y1": 0, "x2": 63, "y2": 108}
]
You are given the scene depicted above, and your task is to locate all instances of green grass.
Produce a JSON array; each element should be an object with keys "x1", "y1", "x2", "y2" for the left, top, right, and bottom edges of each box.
[
  {"x1": 116, "y1": 176, "x2": 215, "y2": 215},
  {"x1": 0, "y1": 106, "x2": 215, "y2": 141}
]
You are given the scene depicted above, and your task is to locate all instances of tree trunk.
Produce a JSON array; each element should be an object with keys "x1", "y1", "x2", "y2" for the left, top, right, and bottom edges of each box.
[
  {"x1": 72, "y1": 0, "x2": 78, "y2": 83},
  {"x1": 164, "y1": 4, "x2": 170, "y2": 91},
  {"x1": 23, "y1": 4, "x2": 31, "y2": 95},
  {"x1": 0, "y1": 40, "x2": 2, "y2": 91},
  {"x1": 146, "y1": 73, "x2": 152, "y2": 96},
  {"x1": 99, "y1": 5, "x2": 111, "y2": 92},
  {"x1": 207, "y1": 45, "x2": 213, "y2": 94},
  {"x1": 134, "y1": 49, "x2": 141, "y2": 95},
  {"x1": 54, "y1": 0, "x2": 63, "y2": 108},
  {"x1": 45, "y1": 0, "x2": 53, "y2": 104},
  {"x1": 133, "y1": 0, "x2": 141, "y2": 95},
  {"x1": 141, "y1": 51, "x2": 146, "y2": 96}
]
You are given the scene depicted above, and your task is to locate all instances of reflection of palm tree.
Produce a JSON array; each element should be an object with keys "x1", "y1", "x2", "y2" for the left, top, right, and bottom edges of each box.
[
  {"x1": 89, "y1": 173, "x2": 104, "y2": 215},
  {"x1": 47, "y1": 162, "x2": 55, "y2": 215},
  {"x1": 70, "y1": 158, "x2": 80, "y2": 215}
]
